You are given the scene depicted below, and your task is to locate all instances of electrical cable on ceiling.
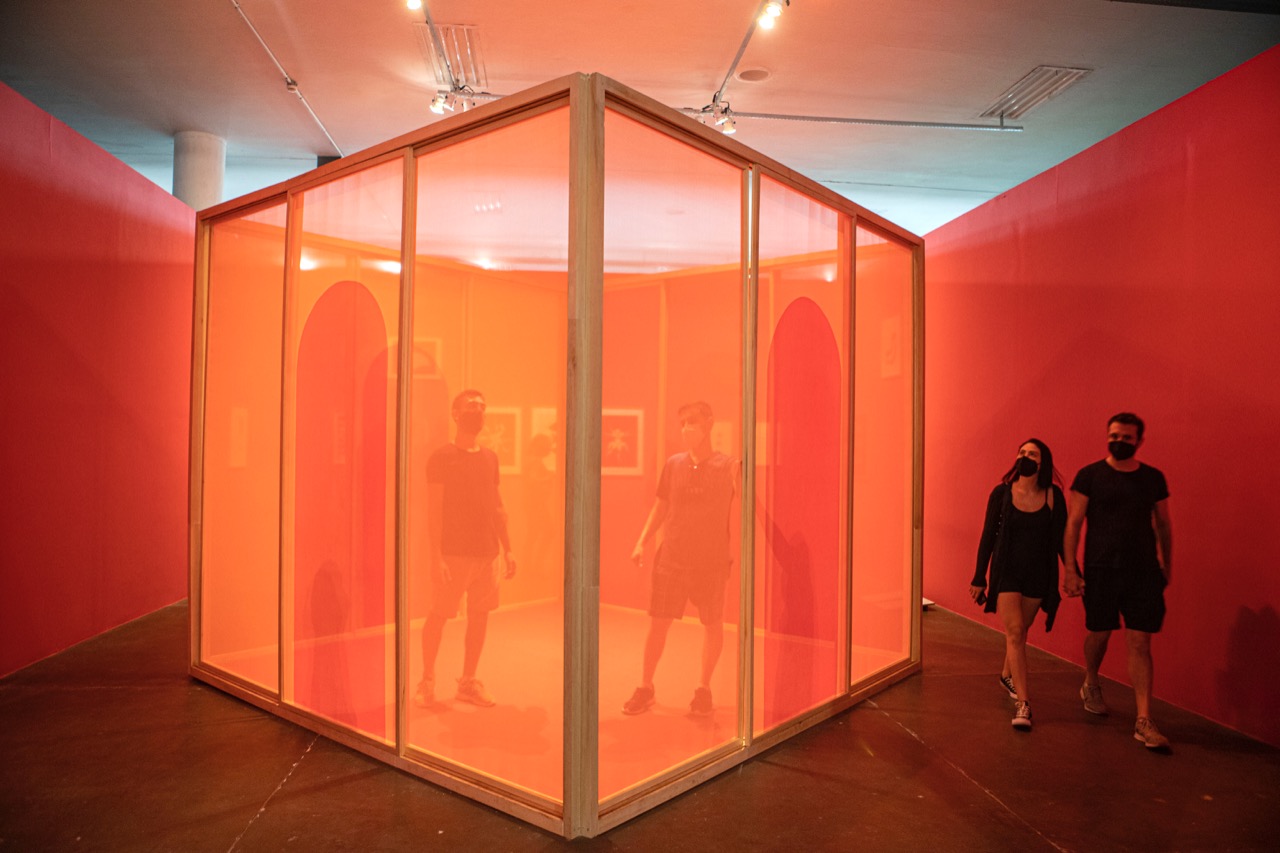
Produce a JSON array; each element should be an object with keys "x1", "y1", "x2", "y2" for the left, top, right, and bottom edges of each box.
[{"x1": 229, "y1": 0, "x2": 344, "y2": 157}]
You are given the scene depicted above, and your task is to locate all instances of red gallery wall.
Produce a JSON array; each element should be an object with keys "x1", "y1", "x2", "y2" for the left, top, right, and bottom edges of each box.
[
  {"x1": 924, "y1": 46, "x2": 1280, "y2": 746},
  {"x1": 0, "y1": 84, "x2": 194, "y2": 677}
]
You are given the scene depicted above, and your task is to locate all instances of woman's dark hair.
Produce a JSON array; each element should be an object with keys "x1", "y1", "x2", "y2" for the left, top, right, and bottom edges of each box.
[{"x1": 1001, "y1": 437, "x2": 1061, "y2": 489}]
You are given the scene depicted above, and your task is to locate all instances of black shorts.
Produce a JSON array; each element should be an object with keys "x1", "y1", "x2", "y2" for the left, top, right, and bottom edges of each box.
[
  {"x1": 1083, "y1": 564, "x2": 1166, "y2": 633},
  {"x1": 649, "y1": 566, "x2": 727, "y2": 625}
]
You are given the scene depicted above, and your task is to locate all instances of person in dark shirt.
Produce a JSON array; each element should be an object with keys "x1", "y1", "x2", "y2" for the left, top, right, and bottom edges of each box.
[
  {"x1": 969, "y1": 438, "x2": 1067, "y2": 732},
  {"x1": 415, "y1": 390, "x2": 515, "y2": 709},
  {"x1": 623, "y1": 401, "x2": 739, "y2": 718},
  {"x1": 1064, "y1": 412, "x2": 1173, "y2": 749}
]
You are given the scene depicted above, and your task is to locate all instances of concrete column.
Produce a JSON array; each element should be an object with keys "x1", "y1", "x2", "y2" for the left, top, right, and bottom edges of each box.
[{"x1": 172, "y1": 130, "x2": 226, "y2": 210}]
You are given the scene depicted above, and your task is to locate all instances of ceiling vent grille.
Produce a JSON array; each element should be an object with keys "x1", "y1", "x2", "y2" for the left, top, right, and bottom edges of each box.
[
  {"x1": 980, "y1": 65, "x2": 1091, "y2": 120},
  {"x1": 414, "y1": 23, "x2": 488, "y2": 90}
]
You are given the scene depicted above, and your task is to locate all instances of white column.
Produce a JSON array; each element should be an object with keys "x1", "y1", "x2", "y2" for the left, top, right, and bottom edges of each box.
[{"x1": 172, "y1": 131, "x2": 226, "y2": 210}]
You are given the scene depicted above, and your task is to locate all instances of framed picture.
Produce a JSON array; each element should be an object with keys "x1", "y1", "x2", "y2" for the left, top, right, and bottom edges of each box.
[
  {"x1": 602, "y1": 408, "x2": 644, "y2": 476},
  {"x1": 413, "y1": 337, "x2": 443, "y2": 377},
  {"x1": 529, "y1": 406, "x2": 559, "y2": 473},
  {"x1": 478, "y1": 407, "x2": 521, "y2": 475}
]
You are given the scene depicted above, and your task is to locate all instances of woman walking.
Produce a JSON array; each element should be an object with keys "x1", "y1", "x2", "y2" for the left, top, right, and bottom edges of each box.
[{"x1": 970, "y1": 438, "x2": 1067, "y2": 731}]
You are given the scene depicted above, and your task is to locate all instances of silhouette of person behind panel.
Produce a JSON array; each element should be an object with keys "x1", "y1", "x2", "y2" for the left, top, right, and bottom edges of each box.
[{"x1": 414, "y1": 390, "x2": 515, "y2": 709}]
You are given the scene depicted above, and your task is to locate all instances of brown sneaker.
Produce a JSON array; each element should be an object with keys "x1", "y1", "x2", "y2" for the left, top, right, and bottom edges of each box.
[
  {"x1": 1011, "y1": 700, "x2": 1032, "y2": 731},
  {"x1": 1080, "y1": 683, "x2": 1108, "y2": 716},
  {"x1": 622, "y1": 686, "x2": 655, "y2": 715},
  {"x1": 1134, "y1": 716, "x2": 1171, "y2": 750},
  {"x1": 689, "y1": 686, "x2": 714, "y2": 717},
  {"x1": 456, "y1": 677, "x2": 496, "y2": 707}
]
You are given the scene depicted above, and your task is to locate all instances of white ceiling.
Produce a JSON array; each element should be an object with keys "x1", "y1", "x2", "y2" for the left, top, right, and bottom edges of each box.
[{"x1": 2, "y1": 0, "x2": 1277, "y2": 235}]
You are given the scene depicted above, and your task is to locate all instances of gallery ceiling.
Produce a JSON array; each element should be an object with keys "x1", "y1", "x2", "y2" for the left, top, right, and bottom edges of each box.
[{"x1": 2, "y1": 0, "x2": 1277, "y2": 235}]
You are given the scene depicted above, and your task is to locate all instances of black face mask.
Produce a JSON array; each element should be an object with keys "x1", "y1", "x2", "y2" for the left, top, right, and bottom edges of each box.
[
  {"x1": 1108, "y1": 440, "x2": 1137, "y2": 461},
  {"x1": 1016, "y1": 457, "x2": 1039, "y2": 478},
  {"x1": 457, "y1": 411, "x2": 485, "y2": 434}
]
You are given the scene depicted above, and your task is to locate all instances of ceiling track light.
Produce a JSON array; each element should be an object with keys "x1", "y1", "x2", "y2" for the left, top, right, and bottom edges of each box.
[
  {"x1": 430, "y1": 85, "x2": 477, "y2": 116},
  {"x1": 689, "y1": 108, "x2": 1024, "y2": 132},
  {"x1": 758, "y1": 0, "x2": 788, "y2": 29},
  {"x1": 696, "y1": 99, "x2": 738, "y2": 135}
]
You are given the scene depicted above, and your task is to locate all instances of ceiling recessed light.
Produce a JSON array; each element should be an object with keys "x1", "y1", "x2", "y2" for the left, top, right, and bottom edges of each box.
[{"x1": 736, "y1": 67, "x2": 772, "y2": 83}]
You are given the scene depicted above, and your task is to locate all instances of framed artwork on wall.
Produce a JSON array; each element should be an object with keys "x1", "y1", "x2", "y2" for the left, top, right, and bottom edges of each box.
[
  {"x1": 413, "y1": 337, "x2": 443, "y2": 377},
  {"x1": 602, "y1": 408, "x2": 644, "y2": 476},
  {"x1": 478, "y1": 406, "x2": 521, "y2": 475}
]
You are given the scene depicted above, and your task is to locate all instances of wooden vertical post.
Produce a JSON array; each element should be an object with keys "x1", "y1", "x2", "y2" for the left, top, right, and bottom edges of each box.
[
  {"x1": 563, "y1": 73, "x2": 605, "y2": 839},
  {"x1": 394, "y1": 150, "x2": 419, "y2": 754}
]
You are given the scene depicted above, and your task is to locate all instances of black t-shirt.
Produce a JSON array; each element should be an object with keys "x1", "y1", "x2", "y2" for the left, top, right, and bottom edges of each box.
[
  {"x1": 1071, "y1": 459, "x2": 1169, "y2": 571},
  {"x1": 426, "y1": 444, "x2": 502, "y2": 559},
  {"x1": 655, "y1": 451, "x2": 736, "y2": 575}
]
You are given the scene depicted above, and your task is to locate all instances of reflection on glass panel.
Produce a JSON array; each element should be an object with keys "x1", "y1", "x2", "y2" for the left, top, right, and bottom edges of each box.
[
  {"x1": 599, "y1": 110, "x2": 743, "y2": 801},
  {"x1": 407, "y1": 109, "x2": 569, "y2": 802},
  {"x1": 287, "y1": 159, "x2": 403, "y2": 744},
  {"x1": 850, "y1": 225, "x2": 914, "y2": 682},
  {"x1": 753, "y1": 178, "x2": 849, "y2": 733},
  {"x1": 202, "y1": 203, "x2": 287, "y2": 691}
]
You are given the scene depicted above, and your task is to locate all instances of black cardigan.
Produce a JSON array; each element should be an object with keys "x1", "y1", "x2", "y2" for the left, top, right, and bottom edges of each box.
[{"x1": 972, "y1": 482, "x2": 1066, "y2": 631}]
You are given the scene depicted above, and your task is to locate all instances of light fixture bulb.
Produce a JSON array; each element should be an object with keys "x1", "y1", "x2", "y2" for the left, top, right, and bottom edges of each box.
[
  {"x1": 406, "y1": 0, "x2": 423, "y2": 10},
  {"x1": 764, "y1": 1, "x2": 783, "y2": 17},
  {"x1": 722, "y1": 118, "x2": 737, "y2": 135},
  {"x1": 429, "y1": 93, "x2": 446, "y2": 115},
  {"x1": 757, "y1": 14, "x2": 776, "y2": 29}
]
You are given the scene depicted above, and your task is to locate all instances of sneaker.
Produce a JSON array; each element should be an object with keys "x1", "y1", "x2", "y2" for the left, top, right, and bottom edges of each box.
[
  {"x1": 999, "y1": 674, "x2": 1017, "y2": 699},
  {"x1": 689, "y1": 686, "x2": 714, "y2": 717},
  {"x1": 1012, "y1": 700, "x2": 1032, "y2": 731},
  {"x1": 622, "y1": 686, "x2": 655, "y2": 715},
  {"x1": 413, "y1": 678, "x2": 434, "y2": 708},
  {"x1": 1080, "y1": 683, "x2": 1108, "y2": 716},
  {"x1": 456, "y1": 677, "x2": 496, "y2": 707},
  {"x1": 1134, "y1": 716, "x2": 1171, "y2": 750}
]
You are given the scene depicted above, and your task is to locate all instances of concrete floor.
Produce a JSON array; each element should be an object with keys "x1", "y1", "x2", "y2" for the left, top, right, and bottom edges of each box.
[{"x1": 2, "y1": 603, "x2": 1278, "y2": 852}]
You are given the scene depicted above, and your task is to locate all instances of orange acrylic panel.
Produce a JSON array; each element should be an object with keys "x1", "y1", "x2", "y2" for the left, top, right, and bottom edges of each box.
[
  {"x1": 406, "y1": 108, "x2": 569, "y2": 801},
  {"x1": 598, "y1": 109, "x2": 744, "y2": 801},
  {"x1": 201, "y1": 202, "x2": 286, "y2": 691},
  {"x1": 753, "y1": 176, "x2": 850, "y2": 733},
  {"x1": 286, "y1": 158, "x2": 404, "y2": 743},
  {"x1": 850, "y1": 225, "x2": 915, "y2": 681}
]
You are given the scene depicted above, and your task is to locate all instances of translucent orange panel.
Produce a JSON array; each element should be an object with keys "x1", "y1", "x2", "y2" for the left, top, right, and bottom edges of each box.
[
  {"x1": 201, "y1": 203, "x2": 286, "y2": 691},
  {"x1": 287, "y1": 158, "x2": 403, "y2": 744},
  {"x1": 599, "y1": 110, "x2": 743, "y2": 800},
  {"x1": 407, "y1": 109, "x2": 568, "y2": 802},
  {"x1": 754, "y1": 177, "x2": 849, "y2": 734},
  {"x1": 850, "y1": 226, "x2": 915, "y2": 682}
]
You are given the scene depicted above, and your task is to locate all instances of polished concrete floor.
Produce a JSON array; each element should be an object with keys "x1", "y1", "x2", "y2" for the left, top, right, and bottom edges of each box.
[{"x1": 3, "y1": 603, "x2": 1278, "y2": 852}]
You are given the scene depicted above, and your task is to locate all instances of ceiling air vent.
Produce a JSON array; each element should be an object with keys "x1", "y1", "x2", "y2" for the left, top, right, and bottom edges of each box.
[
  {"x1": 414, "y1": 23, "x2": 488, "y2": 89},
  {"x1": 980, "y1": 65, "x2": 1091, "y2": 120}
]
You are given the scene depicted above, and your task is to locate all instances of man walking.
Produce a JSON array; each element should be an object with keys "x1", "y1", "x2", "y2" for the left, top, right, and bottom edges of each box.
[{"x1": 1064, "y1": 412, "x2": 1173, "y2": 749}]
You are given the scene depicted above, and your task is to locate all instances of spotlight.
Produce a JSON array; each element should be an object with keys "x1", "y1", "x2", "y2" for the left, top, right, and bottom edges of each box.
[
  {"x1": 722, "y1": 117, "x2": 737, "y2": 135},
  {"x1": 758, "y1": 0, "x2": 785, "y2": 29},
  {"x1": 406, "y1": 0, "x2": 422, "y2": 10},
  {"x1": 429, "y1": 92, "x2": 447, "y2": 114}
]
